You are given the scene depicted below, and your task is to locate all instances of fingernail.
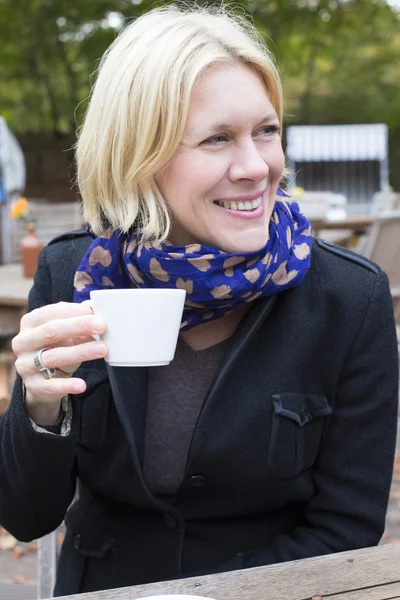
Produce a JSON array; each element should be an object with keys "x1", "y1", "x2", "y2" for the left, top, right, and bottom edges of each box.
[
  {"x1": 72, "y1": 381, "x2": 85, "y2": 393},
  {"x1": 93, "y1": 342, "x2": 106, "y2": 353}
]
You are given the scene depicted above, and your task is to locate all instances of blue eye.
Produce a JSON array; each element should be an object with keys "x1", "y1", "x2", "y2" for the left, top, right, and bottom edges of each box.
[
  {"x1": 201, "y1": 134, "x2": 228, "y2": 145},
  {"x1": 258, "y1": 125, "x2": 279, "y2": 136},
  {"x1": 200, "y1": 125, "x2": 279, "y2": 146}
]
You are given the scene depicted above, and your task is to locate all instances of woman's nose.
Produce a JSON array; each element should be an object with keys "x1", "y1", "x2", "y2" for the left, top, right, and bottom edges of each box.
[{"x1": 228, "y1": 142, "x2": 268, "y2": 183}]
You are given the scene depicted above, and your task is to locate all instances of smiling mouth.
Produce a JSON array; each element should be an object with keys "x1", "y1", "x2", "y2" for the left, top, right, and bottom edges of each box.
[{"x1": 214, "y1": 196, "x2": 263, "y2": 212}]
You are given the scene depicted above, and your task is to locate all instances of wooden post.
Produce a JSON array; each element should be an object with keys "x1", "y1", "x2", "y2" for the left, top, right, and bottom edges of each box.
[{"x1": 37, "y1": 532, "x2": 57, "y2": 599}]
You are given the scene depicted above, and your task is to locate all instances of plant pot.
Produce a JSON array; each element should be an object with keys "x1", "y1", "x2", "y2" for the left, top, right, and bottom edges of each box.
[{"x1": 20, "y1": 223, "x2": 43, "y2": 278}]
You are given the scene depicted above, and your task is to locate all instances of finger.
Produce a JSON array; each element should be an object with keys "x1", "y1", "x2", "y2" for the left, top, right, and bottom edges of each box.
[
  {"x1": 25, "y1": 373, "x2": 87, "y2": 402},
  {"x1": 13, "y1": 314, "x2": 106, "y2": 356},
  {"x1": 21, "y1": 301, "x2": 94, "y2": 330},
  {"x1": 14, "y1": 353, "x2": 63, "y2": 382},
  {"x1": 34, "y1": 341, "x2": 107, "y2": 374},
  {"x1": 15, "y1": 340, "x2": 107, "y2": 382}
]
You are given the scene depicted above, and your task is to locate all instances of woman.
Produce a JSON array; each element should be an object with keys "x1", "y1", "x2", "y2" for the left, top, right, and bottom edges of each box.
[{"x1": 0, "y1": 6, "x2": 398, "y2": 597}]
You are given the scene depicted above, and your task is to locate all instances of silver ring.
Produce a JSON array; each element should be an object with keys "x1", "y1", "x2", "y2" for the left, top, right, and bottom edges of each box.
[{"x1": 33, "y1": 348, "x2": 57, "y2": 380}]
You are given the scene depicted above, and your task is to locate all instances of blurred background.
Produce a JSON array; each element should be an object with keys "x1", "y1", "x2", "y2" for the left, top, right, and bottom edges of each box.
[
  {"x1": 0, "y1": 0, "x2": 400, "y2": 259},
  {"x1": 1, "y1": 0, "x2": 399, "y2": 265},
  {"x1": 1, "y1": 0, "x2": 399, "y2": 202}
]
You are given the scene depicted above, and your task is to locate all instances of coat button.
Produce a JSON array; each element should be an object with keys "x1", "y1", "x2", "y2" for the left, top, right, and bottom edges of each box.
[
  {"x1": 164, "y1": 513, "x2": 178, "y2": 530},
  {"x1": 188, "y1": 474, "x2": 206, "y2": 487},
  {"x1": 74, "y1": 534, "x2": 82, "y2": 550}
]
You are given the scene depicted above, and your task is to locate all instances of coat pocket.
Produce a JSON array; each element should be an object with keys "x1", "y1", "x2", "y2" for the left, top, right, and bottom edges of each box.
[{"x1": 268, "y1": 393, "x2": 332, "y2": 479}]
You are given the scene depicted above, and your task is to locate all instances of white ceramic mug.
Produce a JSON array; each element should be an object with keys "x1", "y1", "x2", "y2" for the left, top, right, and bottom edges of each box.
[{"x1": 89, "y1": 289, "x2": 186, "y2": 367}]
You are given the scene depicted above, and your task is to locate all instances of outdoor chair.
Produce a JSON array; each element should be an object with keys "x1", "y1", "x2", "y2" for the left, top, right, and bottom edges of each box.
[
  {"x1": 370, "y1": 189, "x2": 397, "y2": 215},
  {"x1": 362, "y1": 210, "x2": 400, "y2": 327}
]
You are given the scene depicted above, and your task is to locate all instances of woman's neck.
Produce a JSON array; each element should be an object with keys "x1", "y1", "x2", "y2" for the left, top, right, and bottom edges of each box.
[{"x1": 180, "y1": 304, "x2": 250, "y2": 351}]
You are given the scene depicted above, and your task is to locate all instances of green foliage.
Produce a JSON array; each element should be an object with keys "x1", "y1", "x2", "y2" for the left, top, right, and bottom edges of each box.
[
  {"x1": 0, "y1": 0, "x2": 399, "y2": 183},
  {"x1": 0, "y1": 0, "x2": 157, "y2": 132}
]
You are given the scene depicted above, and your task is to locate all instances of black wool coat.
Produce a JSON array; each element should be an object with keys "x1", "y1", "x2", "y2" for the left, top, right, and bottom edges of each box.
[{"x1": 0, "y1": 231, "x2": 398, "y2": 597}]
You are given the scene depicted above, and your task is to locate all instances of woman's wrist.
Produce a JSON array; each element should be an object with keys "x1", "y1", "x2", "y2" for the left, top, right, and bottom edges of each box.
[{"x1": 23, "y1": 384, "x2": 63, "y2": 426}]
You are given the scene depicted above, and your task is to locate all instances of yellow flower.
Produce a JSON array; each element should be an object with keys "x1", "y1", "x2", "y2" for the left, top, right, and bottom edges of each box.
[
  {"x1": 292, "y1": 186, "x2": 305, "y2": 198},
  {"x1": 9, "y1": 197, "x2": 29, "y2": 220}
]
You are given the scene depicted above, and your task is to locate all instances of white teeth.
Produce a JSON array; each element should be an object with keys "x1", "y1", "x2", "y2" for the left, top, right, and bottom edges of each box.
[{"x1": 216, "y1": 196, "x2": 263, "y2": 211}]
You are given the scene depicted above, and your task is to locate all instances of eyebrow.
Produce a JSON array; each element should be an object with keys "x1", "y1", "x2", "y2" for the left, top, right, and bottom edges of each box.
[{"x1": 198, "y1": 113, "x2": 280, "y2": 138}]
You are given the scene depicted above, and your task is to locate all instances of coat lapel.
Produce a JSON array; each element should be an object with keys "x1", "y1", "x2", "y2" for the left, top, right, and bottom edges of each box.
[
  {"x1": 106, "y1": 364, "x2": 148, "y2": 472},
  {"x1": 204, "y1": 295, "x2": 277, "y2": 405}
]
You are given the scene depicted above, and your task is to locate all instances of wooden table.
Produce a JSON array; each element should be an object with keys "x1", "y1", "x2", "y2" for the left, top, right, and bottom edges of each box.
[
  {"x1": 0, "y1": 263, "x2": 32, "y2": 330},
  {"x1": 54, "y1": 543, "x2": 400, "y2": 600},
  {"x1": 310, "y1": 214, "x2": 374, "y2": 240},
  {"x1": 310, "y1": 215, "x2": 375, "y2": 249}
]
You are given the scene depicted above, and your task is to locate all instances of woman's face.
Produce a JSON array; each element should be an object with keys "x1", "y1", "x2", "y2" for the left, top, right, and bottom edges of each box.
[{"x1": 156, "y1": 64, "x2": 285, "y2": 253}]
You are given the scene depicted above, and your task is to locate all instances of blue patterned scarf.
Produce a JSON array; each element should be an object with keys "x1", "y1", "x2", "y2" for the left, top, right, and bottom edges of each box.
[{"x1": 74, "y1": 196, "x2": 312, "y2": 331}]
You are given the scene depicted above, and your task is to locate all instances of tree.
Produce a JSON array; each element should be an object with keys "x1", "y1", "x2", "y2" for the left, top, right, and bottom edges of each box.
[{"x1": 0, "y1": 0, "x2": 399, "y2": 187}]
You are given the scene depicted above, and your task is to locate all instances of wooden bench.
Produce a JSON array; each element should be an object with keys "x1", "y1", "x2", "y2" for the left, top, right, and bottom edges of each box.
[{"x1": 48, "y1": 543, "x2": 400, "y2": 600}]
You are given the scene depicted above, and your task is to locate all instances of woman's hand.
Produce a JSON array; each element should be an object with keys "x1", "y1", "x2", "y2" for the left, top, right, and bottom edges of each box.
[{"x1": 12, "y1": 301, "x2": 107, "y2": 425}]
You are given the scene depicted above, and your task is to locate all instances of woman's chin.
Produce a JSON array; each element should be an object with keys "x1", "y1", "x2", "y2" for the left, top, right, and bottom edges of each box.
[{"x1": 216, "y1": 232, "x2": 269, "y2": 254}]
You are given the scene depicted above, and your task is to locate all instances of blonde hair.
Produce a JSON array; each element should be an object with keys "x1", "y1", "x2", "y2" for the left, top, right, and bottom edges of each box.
[{"x1": 76, "y1": 5, "x2": 283, "y2": 242}]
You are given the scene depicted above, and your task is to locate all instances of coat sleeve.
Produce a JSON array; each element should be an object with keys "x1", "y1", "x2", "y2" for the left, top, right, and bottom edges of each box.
[
  {"x1": 237, "y1": 268, "x2": 398, "y2": 568},
  {"x1": 0, "y1": 246, "x2": 79, "y2": 542}
]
